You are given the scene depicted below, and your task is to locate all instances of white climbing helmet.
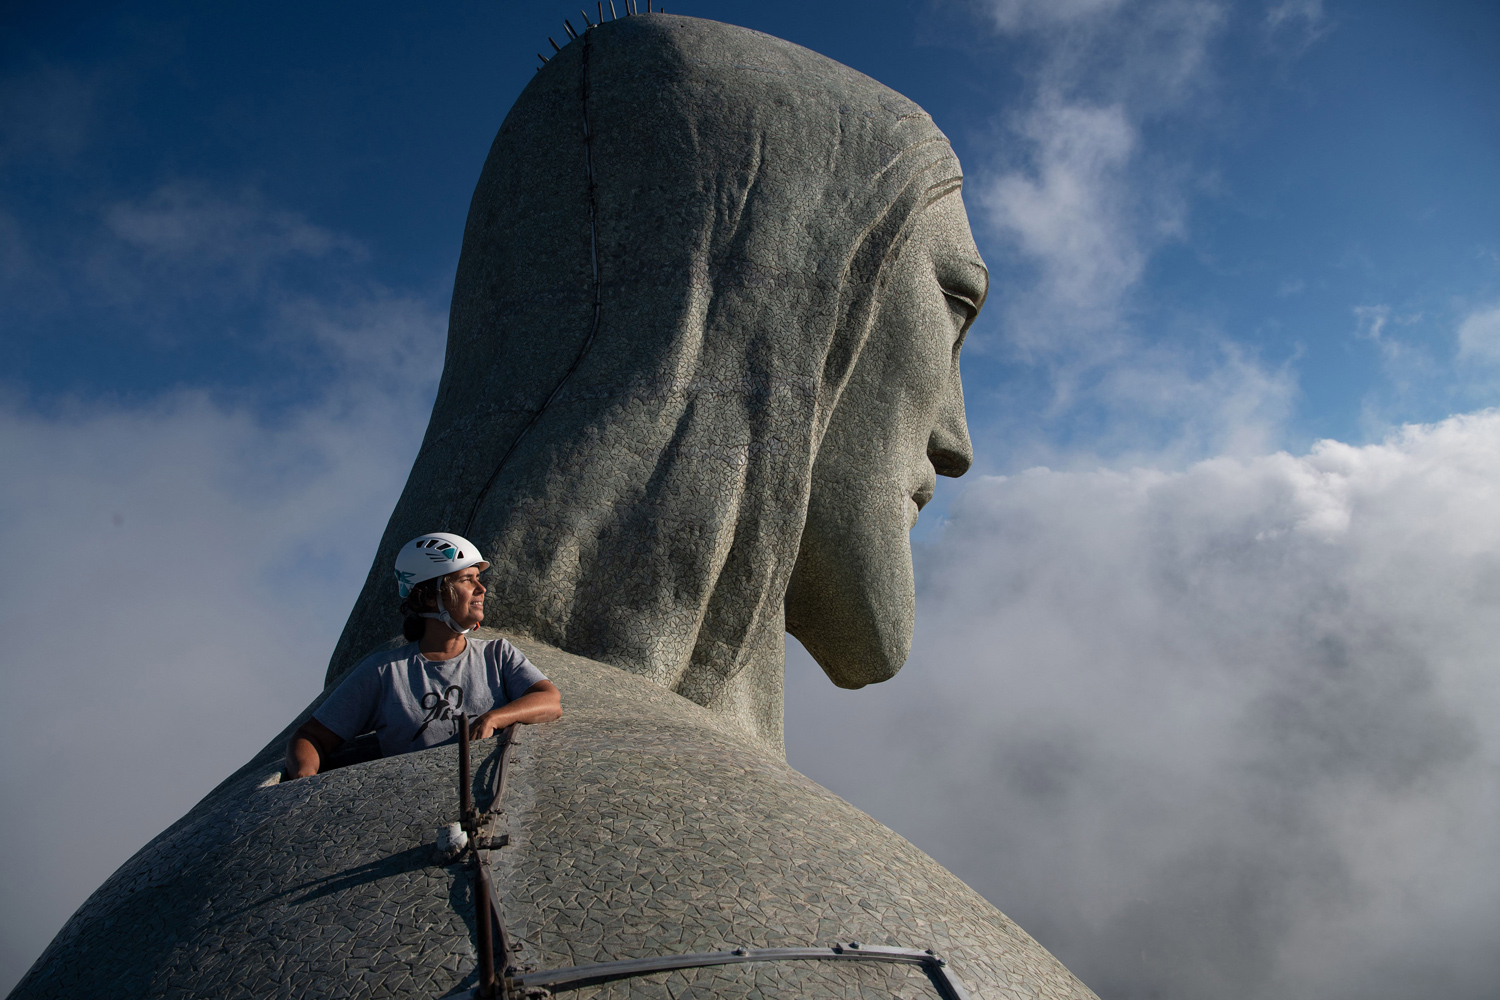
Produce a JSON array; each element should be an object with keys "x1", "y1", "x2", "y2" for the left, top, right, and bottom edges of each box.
[
  {"x1": 393, "y1": 532, "x2": 490, "y2": 598},
  {"x1": 394, "y1": 532, "x2": 491, "y2": 637}
]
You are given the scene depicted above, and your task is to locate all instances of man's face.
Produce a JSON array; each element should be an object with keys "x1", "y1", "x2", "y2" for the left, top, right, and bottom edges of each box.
[
  {"x1": 444, "y1": 568, "x2": 488, "y2": 630},
  {"x1": 785, "y1": 188, "x2": 985, "y2": 688}
]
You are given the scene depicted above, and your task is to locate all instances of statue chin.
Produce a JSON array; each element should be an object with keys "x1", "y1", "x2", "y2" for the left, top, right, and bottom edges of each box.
[
  {"x1": 784, "y1": 187, "x2": 979, "y2": 694},
  {"x1": 784, "y1": 500, "x2": 918, "y2": 690}
]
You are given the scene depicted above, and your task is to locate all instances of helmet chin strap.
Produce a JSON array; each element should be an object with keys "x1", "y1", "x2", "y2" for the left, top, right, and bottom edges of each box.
[{"x1": 420, "y1": 587, "x2": 473, "y2": 637}]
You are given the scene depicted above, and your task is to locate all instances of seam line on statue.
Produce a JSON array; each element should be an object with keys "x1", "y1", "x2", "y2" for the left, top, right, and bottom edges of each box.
[{"x1": 464, "y1": 28, "x2": 605, "y2": 536}]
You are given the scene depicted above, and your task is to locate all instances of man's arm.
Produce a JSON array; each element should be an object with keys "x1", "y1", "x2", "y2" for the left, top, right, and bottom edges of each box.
[
  {"x1": 471, "y1": 680, "x2": 562, "y2": 739},
  {"x1": 285, "y1": 717, "x2": 347, "y2": 779}
]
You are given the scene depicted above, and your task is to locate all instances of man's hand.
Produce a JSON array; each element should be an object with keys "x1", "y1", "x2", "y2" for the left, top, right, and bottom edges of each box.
[{"x1": 470, "y1": 680, "x2": 562, "y2": 739}]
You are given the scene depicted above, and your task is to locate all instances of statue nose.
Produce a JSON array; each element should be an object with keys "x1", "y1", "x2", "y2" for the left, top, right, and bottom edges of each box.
[
  {"x1": 928, "y1": 386, "x2": 972, "y2": 478},
  {"x1": 929, "y1": 421, "x2": 972, "y2": 478}
]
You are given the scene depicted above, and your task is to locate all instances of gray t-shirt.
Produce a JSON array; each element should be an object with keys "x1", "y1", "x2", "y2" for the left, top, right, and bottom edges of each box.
[{"x1": 314, "y1": 637, "x2": 548, "y2": 758}]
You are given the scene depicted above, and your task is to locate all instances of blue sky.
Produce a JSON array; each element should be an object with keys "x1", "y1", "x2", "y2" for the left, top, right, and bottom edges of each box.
[
  {"x1": 7, "y1": 1, "x2": 1499, "y2": 449},
  {"x1": 4, "y1": 2, "x2": 1500, "y2": 998}
]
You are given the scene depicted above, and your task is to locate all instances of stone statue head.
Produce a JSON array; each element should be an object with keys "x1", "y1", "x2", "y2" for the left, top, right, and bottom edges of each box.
[{"x1": 327, "y1": 13, "x2": 986, "y2": 749}]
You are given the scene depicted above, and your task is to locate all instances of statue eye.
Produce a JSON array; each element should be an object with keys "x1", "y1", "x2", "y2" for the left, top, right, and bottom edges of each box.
[
  {"x1": 942, "y1": 288, "x2": 979, "y2": 326},
  {"x1": 933, "y1": 253, "x2": 988, "y2": 332}
]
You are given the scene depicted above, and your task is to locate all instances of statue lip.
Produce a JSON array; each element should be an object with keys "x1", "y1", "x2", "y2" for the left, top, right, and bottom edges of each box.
[{"x1": 912, "y1": 466, "x2": 938, "y2": 511}]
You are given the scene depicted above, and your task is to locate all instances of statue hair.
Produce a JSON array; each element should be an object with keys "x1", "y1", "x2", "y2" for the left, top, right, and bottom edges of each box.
[{"x1": 325, "y1": 14, "x2": 964, "y2": 747}]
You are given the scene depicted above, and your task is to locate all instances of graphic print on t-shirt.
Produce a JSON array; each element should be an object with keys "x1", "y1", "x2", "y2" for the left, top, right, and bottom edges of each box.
[{"x1": 412, "y1": 684, "x2": 464, "y2": 743}]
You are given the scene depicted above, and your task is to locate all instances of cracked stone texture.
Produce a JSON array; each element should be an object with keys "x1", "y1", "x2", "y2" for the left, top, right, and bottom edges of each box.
[
  {"x1": 327, "y1": 12, "x2": 983, "y2": 751},
  {"x1": 15, "y1": 19, "x2": 1081, "y2": 995},
  {"x1": 13, "y1": 635, "x2": 1097, "y2": 1000}
]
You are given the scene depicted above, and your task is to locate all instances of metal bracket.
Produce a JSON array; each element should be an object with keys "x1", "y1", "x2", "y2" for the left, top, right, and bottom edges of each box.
[
  {"x1": 457, "y1": 718, "x2": 523, "y2": 998},
  {"x1": 503, "y1": 943, "x2": 973, "y2": 1000},
  {"x1": 451, "y1": 722, "x2": 972, "y2": 1000}
]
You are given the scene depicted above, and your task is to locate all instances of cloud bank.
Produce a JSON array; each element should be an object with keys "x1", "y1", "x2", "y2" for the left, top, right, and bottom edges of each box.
[
  {"x1": 4, "y1": 14, "x2": 1495, "y2": 1000},
  {"x1": 0, "y1": 369, "x2": 441, "y2": 991},
  {"x1": 0, "y1": 180, "x2": 445, "y2": 992},
  {"x1": 787, "y1": 409, "x2": 1500, "y2": 1000}
]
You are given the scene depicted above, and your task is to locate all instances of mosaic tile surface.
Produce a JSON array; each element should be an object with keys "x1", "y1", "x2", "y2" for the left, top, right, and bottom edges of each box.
[{"x1": 12, "y1": 637, "x2": 1096, "y2": 1000}]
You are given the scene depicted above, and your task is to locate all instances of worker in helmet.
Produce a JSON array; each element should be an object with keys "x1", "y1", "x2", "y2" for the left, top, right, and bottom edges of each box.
[{"x1": 285, "y1": 532, "x2": 562, "y2": 779}]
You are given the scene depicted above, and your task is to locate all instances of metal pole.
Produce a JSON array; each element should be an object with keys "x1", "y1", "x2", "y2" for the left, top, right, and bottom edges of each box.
[
  {"x1": 474, "y1": 851, "x2": 497, "y2": 997},
  {"x1": 458, "y1": 712, "x2": 473, "y2": 824}
]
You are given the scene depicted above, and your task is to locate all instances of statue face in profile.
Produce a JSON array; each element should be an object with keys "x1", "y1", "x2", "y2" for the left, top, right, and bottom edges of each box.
[
  {"x1": 786, "y1": 192, "x2": 985, "y2": 688},
  {"x1": 328, "y1": 14, "x2": 988, "y2": 748}
]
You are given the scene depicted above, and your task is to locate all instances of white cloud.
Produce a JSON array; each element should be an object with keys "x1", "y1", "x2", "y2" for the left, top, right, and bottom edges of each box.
[
  {"x1": 1354, "y1": 303, "x2": 1390, "y2": 341},
  {"x1": 1266, "y1": 0, "x2": 1323, "y2": 28},
  {"x1": 0, "y1": 369, "x2": 440, "y2": 989},
  {"x1": 86, "y1": 184, "x2": 366, "y2": 310},
  {"x1": 984, "y1": 0, "x2": 1129, "y2": 34},
  {"x1": 104, "y1": 182, "x2": 359, "y2": 264},
  {"x1": 981, "y1": 100, "x2": 1141, "y2": 349},
  {"x1": 965, "y1": 0, "x2": 1293, "y2": 466},
  {"x1": 1456, "y1": 303, "x2": 1500, "y2": 363},
  {"x1": 1264, "y1": 0, "x2": 1331, "y2": 52},
  {"x1": 975, "y1": 0, "x2": 1222, "y2": 358},
  {"x1": 0, "y1": 178, "x2": 444, "y2": 990},
  {"x1": 788, "y1": 408, "x2": 1500, "y2": 1000},
  {"x1": 1090, "y1": 337, "x2": 1295, "y2": 458},
  {"x1": 276, "y1": 292, "x2": 447, "y2": 385}
]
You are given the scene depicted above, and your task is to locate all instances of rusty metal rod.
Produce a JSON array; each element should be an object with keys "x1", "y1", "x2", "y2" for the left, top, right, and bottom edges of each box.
[
  {"x1": 459, "y1": 712, "x2": 473, "y2": 825},
  {"x1": 474, "y1": 850, "x2": 497, "y2": 996},
  {"x1": 486, "y1": 724, "x2": 518, "y2": 810},
  {"x1": 488, "y1": 865, "x2": 515, "y2": 978}
]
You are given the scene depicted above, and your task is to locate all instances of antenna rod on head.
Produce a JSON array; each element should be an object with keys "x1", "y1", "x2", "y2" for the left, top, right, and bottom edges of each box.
[
  {"x1": 609, "y1": 0, "x2": 618, "y2": 16},
  {"x1": 599, "y1": 2, "x2": 605, "y2": 23},
  {"x1": 580, "y1": 8, "x2": 594, "y2": 27},
  {"x1": 549, "y1": 36, "x2": 561, "y2": 51},
  {"x1": 563, "y1": 19, "x2": 579, "y2": 39}
]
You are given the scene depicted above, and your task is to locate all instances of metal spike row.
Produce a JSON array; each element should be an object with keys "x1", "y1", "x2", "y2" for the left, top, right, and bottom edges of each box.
[
  {"x1": 549, "y1": 36, "x2": 561, "y2": 51},
  {"x1": 598, "y1": 2, "x2": 605, "y2": 23},
  {"x1": 563, "y1": 19, "x2": 578, "y2": 39},
  {"x1": 538, "y1": 53, "x2": 549, "y2": 65},
  {"x1": 580, "y1": 8, "x2": 594, "y2": 27},
  {"x1": 609, "y1": 0, "x2": 618, "y2": 16}
]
